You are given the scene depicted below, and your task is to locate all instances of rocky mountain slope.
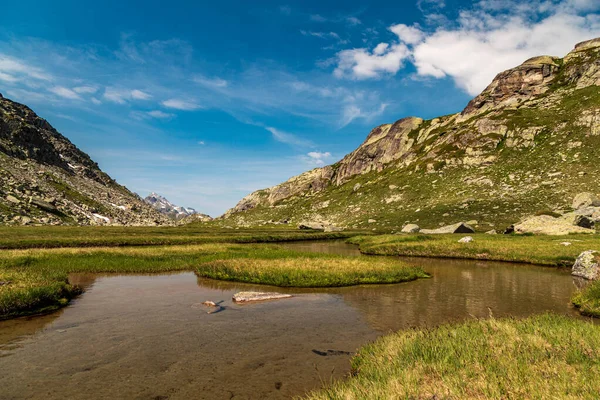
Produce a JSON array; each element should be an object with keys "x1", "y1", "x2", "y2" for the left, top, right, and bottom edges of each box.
[
  {"x1": 0, "y1": 94, "x2": 171, "y2": 226},
  {"x1": 145, "y1": 192, "x2": 212, "y2": 221},
  {"x1": 222, "y1": 38, "x2": 600, "y2": 232}
]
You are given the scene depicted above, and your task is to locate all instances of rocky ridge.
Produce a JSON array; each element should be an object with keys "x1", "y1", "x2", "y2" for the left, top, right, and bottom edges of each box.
[
  {"x1": 222, "y1": 38, "x2": 600, "y2": 231},
  {"x1": 0, "y1": 94, "x2": 171, "y2": 226},
  {"x1": 144, "y1": 192, "x2": 212, "y2": 221}
]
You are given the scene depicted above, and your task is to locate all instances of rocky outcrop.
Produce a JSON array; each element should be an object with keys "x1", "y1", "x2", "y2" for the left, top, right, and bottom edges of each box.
[
  {"x1": 514, "y1": 215, "x2": 595, "y2": 235},
  {"x1": 421, "y1": 222, "x2": 475, "y2": 234},
  {"x1": 572, "y1": 251, "x2": 600, "y2": 280},
  {"x1": 0, "y1": 94, "x2": 171, "y2": 226}
]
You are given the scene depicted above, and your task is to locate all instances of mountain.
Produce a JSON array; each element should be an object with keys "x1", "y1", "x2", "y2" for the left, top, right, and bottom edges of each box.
[
  {"x1": 0, "y1": 94, "x2": 171, "y2": 226},
  {"x1": 222, "y1": 38, "x2": 600, "y2": 232},
  {"x1": 144, "y1": 192, "x2": 212, "y2": 221}
]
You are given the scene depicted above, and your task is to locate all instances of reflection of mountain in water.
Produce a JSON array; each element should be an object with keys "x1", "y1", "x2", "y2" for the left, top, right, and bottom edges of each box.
[{"x1": 338, "y1": 257, "x2": 578, "y2": 332}]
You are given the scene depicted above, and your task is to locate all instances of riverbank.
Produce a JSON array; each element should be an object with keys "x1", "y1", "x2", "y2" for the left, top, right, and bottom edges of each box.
[
  {"x1": 349, "y1": 233, "x2": 600, "y2": 266},
  {"x1": 306, "y1": 313, "x2": 600, "y2": 399},
  {"x1": 0, "y1": 242, "x2": 425, "y2": 319}
]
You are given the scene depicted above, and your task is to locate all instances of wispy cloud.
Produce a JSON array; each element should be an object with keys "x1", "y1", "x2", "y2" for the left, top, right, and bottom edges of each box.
[
  {"x1": 305, "y1": 151, "x2": 332, "y2": 165},
  {"x1": 49, "y1": 86, "x2": 82, "y2": 100},
  {"x1": 265, "y1": 126, "x2": 314, "y2": 147},
  {"x1": 161, "y1": 98, "x2": 202, "y2": 110},
  {"x1": 73, "y1": 85, "x2": 98, "y2": 94},
  {"x1": 193, "y1": 75, "x2": 228, "y2": 88},
  {"x1": 104, "y1": 88, "x2": 153, "y2": 104}
]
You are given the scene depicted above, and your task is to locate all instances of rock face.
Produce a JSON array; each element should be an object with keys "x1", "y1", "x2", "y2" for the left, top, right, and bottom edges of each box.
[
  {"x1": 220, "y1": 38, "x2": 600, "y2": 230},
  {"x1": 144, "y1": 192, "x2": 212, "y2": 221},
  {"x1": 572, "y1": 251, "x2": 600, "y2": 280},
  {"x1": 232, "y1": 292, "x2": 292, "y2": 303},
  {"x1": 421, "y1": 222, "x2": 475, "y2": 235},
  {"x1": 514, "y1": 215, "x2": 595, "y2": 235},
  {"x1": 0, "y1": 95, "x2": 171, "y2": 226}
]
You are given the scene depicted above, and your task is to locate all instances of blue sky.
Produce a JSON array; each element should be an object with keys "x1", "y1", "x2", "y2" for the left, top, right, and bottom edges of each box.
[{"x1": 0, "y1": 0, "x2": 599, "y2": 215}]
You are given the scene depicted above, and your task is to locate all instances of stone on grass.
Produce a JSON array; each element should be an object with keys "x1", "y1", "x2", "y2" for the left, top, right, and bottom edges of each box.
[
  {"x1": 514, "y1": 215, "x2": 595, "y2": 235},
  {"x1": 324, "y1": 226, "x2": 344, "y2": 232},
  {"x1": 572, "y1": 251, "x2": 600, "y2": 280},
  {"x1": 401, "y1": 224, "x2": 420, "y2": 233},
  {"x1": 421, "y1": 222, "x2": 475, "y2": 234},
  {"x1": 485, "y1": 230, "x2": 497, "y2": 235},
  {"x1": 233, "y1": 291, "x2": 292, "y2": 303},
  {"x1": 572, "y1": 192, "x2": 600, "y2": 209},
  {"x1": 458, "y1": 236, "x2": 473, "y2": 243},
  {"x1": 298, "y1": 221, "x2": 324, "y2": 230},
  {"x1": 560, "y1": 242, "x2": 572, "y2": 246}
]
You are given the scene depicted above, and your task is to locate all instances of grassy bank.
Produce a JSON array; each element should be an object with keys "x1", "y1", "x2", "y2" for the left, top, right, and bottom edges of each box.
[
  {"x1": 306, "y1": 314, "x2": 600, "y2": 399},
  {"x1": 0, "y1": 225, "x2": 355, "y2": 250},
  {"x1": 573, "y1": 281, "x2": 600, "y2": 317},
  {"x1": 0, "y1": 243, "x2": 425, "y2": 319},
  {"x1": 197, "y1": 256, "x2": 427, "y2": 287},
  {"x1": 349, "y1": 233, "x2": 600, "y2": 266}
]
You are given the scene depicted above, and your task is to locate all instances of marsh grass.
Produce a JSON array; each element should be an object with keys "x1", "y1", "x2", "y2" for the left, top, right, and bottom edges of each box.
[
  {"x1": 0, "y1": 226, "x2": 354, "y2": 250},
  {"x1": 305, "y1": 314, "x2": 600, "y2": 399},
  {"x1": 349, "y1": 233, "x2": 600, "y2": 266},
  {"x1": 197, "y1": 256, "x2": 428, "y2": 287},
  {"x1": 572, "y1": 281, "x2": 600, "y2": 317},
  {"x1": 0, "y1": 242, "x2": 426, "y2": 318}
]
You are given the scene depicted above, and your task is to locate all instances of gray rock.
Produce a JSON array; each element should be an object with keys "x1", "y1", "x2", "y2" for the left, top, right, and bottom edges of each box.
[
  {"x1": 421, "y1": 222, "x2": 475, "y2": 234},
  {"x1": 514, "y1": 215, "x2": 595, "y2": 235},
  {"x1": 485, "y1": 230, "x2": 497, "y2": 234},
  {"x1": 30, "y1": 197, "x2": 59, "y2": 213},
  {"x1": 6, "y1": 195, "x2": 20, "y2": 204},
  {"x1": 572, "y1": 250, "x2": 600, "y2": 280},
  {"x1": 572, "y1": 192, "x2": 600, "y2": 209},
  {"x1": 298, "y1": 221, "x2": 325, "y2": 230},
  {"x1": 353, "y1": 183, "x2": 361, "y2": 192},
  {"x1": 324, "y1": 225, "x2": 344, "y2": 232},
  {"x1": 401, "y1": 224, "x2": 420, "y2": 233},
  {"x1": 232, "y1": 291, "x2": 292, "y2": 303},
  {"x1": 458, "y1": 236, "x2": 473, "y2": 243}
]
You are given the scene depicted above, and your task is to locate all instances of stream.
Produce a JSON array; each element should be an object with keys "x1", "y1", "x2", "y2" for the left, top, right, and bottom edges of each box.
[{"x1": 0, "y1": 241, "x2": 580, "y2": 399}]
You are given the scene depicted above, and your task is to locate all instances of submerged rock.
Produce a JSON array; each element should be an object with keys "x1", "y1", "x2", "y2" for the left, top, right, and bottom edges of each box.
[
  {"x1": 421, "y1": 222, "x2": 475, "y2": 234},
  {"x1": 572, "y1": 251, "x2": 600, "y2": 280},
  {"x1": 232, "y1": 291, "x2": 292, "y2": 303},
  {"x1": 401, "y1": 224, "x2": 420, "y2": 233}
]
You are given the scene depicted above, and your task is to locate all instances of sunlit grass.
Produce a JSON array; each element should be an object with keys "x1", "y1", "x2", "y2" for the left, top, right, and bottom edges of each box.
[{"x1": 305, "y1": 314, "x2": 600, "y2": 399}]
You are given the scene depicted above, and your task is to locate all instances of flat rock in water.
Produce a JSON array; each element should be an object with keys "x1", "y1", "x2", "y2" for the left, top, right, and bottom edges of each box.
[{"x1": 232, "y1": 291, "x2": 292, "y2": 303}]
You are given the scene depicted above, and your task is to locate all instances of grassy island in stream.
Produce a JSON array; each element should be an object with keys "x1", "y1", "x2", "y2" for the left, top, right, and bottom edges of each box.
[
  {"x1": 306, "y1": 314, "x2": 600, "y2": 400},
  {"x1": 0, "y1": 241, "x2": 425, "y2": 320}
]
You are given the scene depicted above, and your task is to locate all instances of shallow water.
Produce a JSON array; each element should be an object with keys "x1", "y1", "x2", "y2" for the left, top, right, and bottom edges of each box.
[{"x1": 0, "y1": 241, "x2": 580, "y2": 399}]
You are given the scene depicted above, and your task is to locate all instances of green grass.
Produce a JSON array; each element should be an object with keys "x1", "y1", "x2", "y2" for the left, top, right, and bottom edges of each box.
[
  {"x1": 0, "y1": 225, "x2": 355, "y2": 250},
  {"x1": 305, "y1": 314, "x2": 600, "y2": 399},
  {"x1": 197, "y1": 254, "x2": 428, "y2": 287},
  {"x1": 572, "y1": 281, "x2": 600, "y2": 317},
  {"x1": 0, "y1": 241, "x2": 426, "y2": 319},
  {"x1": 348, "y1": 233, "x2": 600, "y2": 266}
]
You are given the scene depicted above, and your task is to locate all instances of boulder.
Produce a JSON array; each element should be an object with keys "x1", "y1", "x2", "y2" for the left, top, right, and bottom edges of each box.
[
  {"x1": 30, "y1": 197, "x2": 59, "y2": 213},
  {"x1": 232, "y1": 291, "x2": 292, "y2": 303},
  {"x1": 514, "y1": 215, "x2": 595, "y2": 235},
  {"x1": 572, "y1": 251, "x2": 600, "y2": 280},
  {"x1": 572, "y1": 192, "x2": 600, "y2": 209},
  {"x1": 421, "y1": 222, "x2": 475, "y2": 234},
  {"x1": 298, "y1": 221, "x2": 325, "y2": 230},
  {"x1": 458, "y1": 236, "x2": 473, "y2": 243},
  {"x1": 401, "y1": 224, "x2": 420, "y2": 233},
  {"x1": 485, "y1": 230, "x2": 497, "y2": 235},
  {"x1": 503, "y1": 225, "x2": 515, "y2": 234}
]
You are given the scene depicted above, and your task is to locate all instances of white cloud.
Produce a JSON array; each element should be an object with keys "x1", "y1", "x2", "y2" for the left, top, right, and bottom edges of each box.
[
  {"x1": 265, "y1": 127, "x2": 313, "y2": 147},
  {"x1": 340, "y1": 102, "x2": 388, "y2": 127},
  {"x1": 310, "y1": 14, "x2": 327, "y2": 22},
  {"x1": 49, "y1": 86, "x2": 81, "y2": 100},
  {"x1": 333, "y1": 0, "x2": 600, "y2": 94},
  {"x1": 279, "y1": 5, "x2": 292, "y2": 15},
  {"x1": 193, "y1": 75, "x2": 228, "y2": 88},
  {"x1": 0, "y1": 72, "x2": 17, "y2": 82},
  {"x1": 162, "y1": 98, "x2": 202, "y2": 110},
  {"x1": 103, "y1": 87, "x2": 152, "y2": 103},
  {"x1": 131, "y1": 89, "x2": 152, "y2": 100},
  {"x1": 198, "y1": 140, "x2": 206, "y2": 145},
  {"x1": 90, "y1": 97, "x2": 102, "y2": 105},
  {"x1": 334, "y1": 41, "x2": 410, "y2": 79},
  {"x1": 0, "y1": 54, "x2": 52, "y2": 81},
  {"x1": 306, "y1": 151, "x2": 332, "y2": 165},
  {"x1": 73, "y1": 85, "x2": 98, "y2": 94},
  {"x1": 147, "y1": 110, "x2": 174, "y2": 119},
  {"x1": 347, "y1": 17, "x2": 362, "y2": 25},
  {"x1": 301, "y1": 30, "x2": 341, "y2": 40}
]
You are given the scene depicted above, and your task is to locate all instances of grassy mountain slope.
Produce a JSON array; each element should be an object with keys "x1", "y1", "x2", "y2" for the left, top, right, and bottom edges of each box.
[{"x1": 220, "y1": 38, "x2": 600, "y2": 232}]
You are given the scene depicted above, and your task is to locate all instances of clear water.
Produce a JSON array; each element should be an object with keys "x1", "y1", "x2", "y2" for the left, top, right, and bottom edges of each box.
[{"x1": 0, "y1": 241, "x2": 580, "y2": 399}]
